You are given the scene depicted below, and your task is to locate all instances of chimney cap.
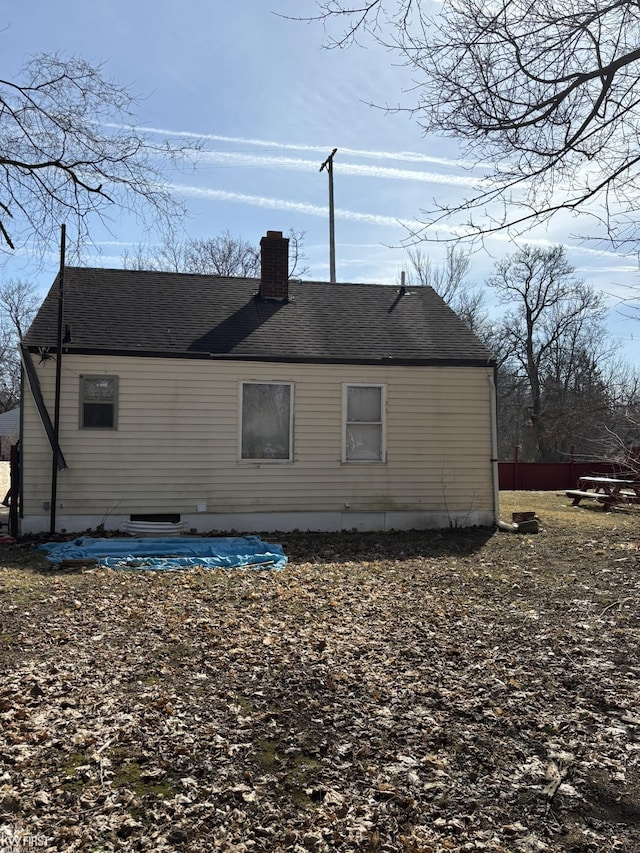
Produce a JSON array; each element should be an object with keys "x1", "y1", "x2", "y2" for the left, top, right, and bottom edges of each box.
[{"x1": 264, "y1": 230, "x2": 284, "y2": 240}]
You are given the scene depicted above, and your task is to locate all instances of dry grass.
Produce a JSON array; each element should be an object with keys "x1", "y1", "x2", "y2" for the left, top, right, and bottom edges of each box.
[
  {"x1": 500, "y1": 488, "x2": 640, "y2": 533},
  {"x1": 1, "y1": 492, "x2": 639, "y2": 852}
]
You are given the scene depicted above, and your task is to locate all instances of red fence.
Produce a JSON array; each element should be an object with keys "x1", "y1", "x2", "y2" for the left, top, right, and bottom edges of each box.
[{"x1": 498, "y1": 460, "x2": 630, "y2": 491}]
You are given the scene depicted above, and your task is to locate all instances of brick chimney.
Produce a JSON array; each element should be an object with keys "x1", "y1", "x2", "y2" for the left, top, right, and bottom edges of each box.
[{"x1": 260, "y1": 230, "x2": 289, "y2": 300}]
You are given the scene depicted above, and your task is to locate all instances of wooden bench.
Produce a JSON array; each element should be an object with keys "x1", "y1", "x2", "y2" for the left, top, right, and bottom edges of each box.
[
  {"x1": 565, "y1": 489, "x2": 617, "y2": 508},
  {"x1": 565, "y1": 489, "x2": 637, "y2": 510}
]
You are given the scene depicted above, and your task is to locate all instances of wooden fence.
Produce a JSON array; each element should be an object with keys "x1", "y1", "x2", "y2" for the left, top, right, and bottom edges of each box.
[{"x1": 498, "y1": 447, "x2": 634, "y2": 491}]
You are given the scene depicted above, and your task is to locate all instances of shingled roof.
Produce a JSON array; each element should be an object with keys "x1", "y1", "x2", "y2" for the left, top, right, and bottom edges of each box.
[{"x1": 24, "y1": 266, "x2": 495, "y2": 366}]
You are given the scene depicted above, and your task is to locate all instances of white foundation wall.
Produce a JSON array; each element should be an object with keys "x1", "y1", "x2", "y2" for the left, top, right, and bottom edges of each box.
[{"x1": 21, "y1": 356, "x2": 495, "y2": 533}]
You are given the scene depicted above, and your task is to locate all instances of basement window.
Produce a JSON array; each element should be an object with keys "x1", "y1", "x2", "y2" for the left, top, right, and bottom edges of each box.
[
  {"x1": 80, "y1": 376, "x2": 118, "y2": 429},
  {"x1": 343, "y1": 384, "x2": 386, "y2": 462},
  {"x1": 240, "y1": 381, "x2": 293, "y2": 460}
]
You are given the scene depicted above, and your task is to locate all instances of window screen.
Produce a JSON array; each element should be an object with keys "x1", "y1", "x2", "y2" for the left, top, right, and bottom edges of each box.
[
  {"x1": 345, "y1": 385, "x2": 384, "y2": 461},
  {"x1": 80, "y1": 376, "x2": 118, "y2": 429},
  {"x1": 241, "y1": 382, "x2": 292, "y2": 460}
]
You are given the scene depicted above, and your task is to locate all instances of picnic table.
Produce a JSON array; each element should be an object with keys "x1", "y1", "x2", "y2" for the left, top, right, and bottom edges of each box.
[{"x1": 566, "y1": 475, "x2": 640, "y2": 510}]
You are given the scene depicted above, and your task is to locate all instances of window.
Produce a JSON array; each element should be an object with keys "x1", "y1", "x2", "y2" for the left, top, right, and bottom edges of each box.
[
  {"x1": 240, "y1": 382, "x2": 293, "y2": 460},
  {"x1": 343, "y1": 384, "x2": 385, "y2": 462},
  {"x1": 80, "y1": 376, "x2": 118, "y2": 429}
]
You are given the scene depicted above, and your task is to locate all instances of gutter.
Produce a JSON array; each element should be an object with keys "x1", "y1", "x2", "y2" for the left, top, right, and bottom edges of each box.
[{"x1": 23, "y1": 344, "x2": 496, "y2": 369}]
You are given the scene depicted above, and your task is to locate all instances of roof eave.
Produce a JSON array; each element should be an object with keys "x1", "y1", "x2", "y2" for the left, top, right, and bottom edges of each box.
[{"x1": 25, "y1": 344, "x2": 496, "y2": 368}]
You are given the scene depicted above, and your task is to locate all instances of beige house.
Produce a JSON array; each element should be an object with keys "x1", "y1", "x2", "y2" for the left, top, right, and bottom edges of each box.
[{"x1": 20, "y1": 231, "x2": 498, "y2": 535}]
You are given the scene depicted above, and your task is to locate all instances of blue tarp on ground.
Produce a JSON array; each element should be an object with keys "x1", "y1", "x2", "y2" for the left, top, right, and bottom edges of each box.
[{"x1": 37, "y1": 535, "x2": 287, "y2": 571}]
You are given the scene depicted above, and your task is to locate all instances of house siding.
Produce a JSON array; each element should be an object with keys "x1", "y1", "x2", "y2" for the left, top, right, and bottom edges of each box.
[{"x1": 21, "y1": 355, "x2": 494, "y2": 532}]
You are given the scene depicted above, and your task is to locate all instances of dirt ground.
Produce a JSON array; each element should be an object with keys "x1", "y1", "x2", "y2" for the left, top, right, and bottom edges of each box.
[{"x1": 0, "y1": 492, "x2": 639, "y2": 852}]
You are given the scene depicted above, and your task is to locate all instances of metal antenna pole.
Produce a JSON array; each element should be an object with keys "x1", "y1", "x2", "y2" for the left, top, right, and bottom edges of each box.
[
  {"x1": 50, "y1": 223, "x2": 66, "y2": 534},
  {"x1": 320, "y1": 148, "x2": 337, "y2": 283}
]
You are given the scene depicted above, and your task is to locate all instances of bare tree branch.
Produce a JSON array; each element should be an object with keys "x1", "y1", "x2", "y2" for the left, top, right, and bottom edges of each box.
[
  {"x1": 122, "y1": 228, "x2": 309, "y2": 280},
  {"x1": 488, "y1": 244, "x2": 612, "y2": 460},
  {"x1": 0, "y1": 52, "x2": 201, "y2": 260},
  {"x1": 404, "y1": 244, "x2": 488, "y2": 334},
  {"x1": 0, "y1": 279, "x2": 39, "y2": 410},
  {"x1": 298, "y1": 1, "x2": 640, "y2": 247}
]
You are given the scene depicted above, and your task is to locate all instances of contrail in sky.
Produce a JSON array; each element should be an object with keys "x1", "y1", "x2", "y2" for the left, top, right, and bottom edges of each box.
[
  {"x1": 170, "y1": 183, "x2": 631, "y2": 260},
  {"x1": 104, "y1": 123, "x2": 632, "y2": 266},
  {"x1": 195, "y1": 151, "x2": 485, "y2": 188},
  {"x1": 107, "y1": 123, "x2": 484, "y2": 170},
  {"x1": 172, "y1": 183, "x2": 432, "y2": 231}
]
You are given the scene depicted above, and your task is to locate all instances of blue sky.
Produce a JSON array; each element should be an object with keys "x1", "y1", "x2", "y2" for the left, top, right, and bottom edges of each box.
[{"x1": 2, "y1": 0, "x2": 639, "y2": 364}]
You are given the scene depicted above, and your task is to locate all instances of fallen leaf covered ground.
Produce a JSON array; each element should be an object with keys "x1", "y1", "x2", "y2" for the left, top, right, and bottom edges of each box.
[{"x1": 1, "y1": 492, "x2": 639, "y2": 852}]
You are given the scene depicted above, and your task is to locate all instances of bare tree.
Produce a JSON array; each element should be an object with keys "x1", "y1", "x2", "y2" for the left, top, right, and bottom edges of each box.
[
  {"x1": 286, "y1": 229, "x2": 309, "y2": 280},
  {"x1": 0, "y1": 279, "x2": 40, "y2": 340},
  {"x1": 0, "y1": 52, "x2": 199, "y2": 260},
  {"x1": 405, "y1": 245, "x2": 469, "y2": 302},
  {"x1": 541, "y1": 347, "x2": 614, "y2": 459},
  {"x1": 597, "y1": 362, "x2": 640, "y2": 473},
  {"x1": 605, "y1": 413, "x2": 640, "y2": 477},
  {"x1": 404, "y1": 245, "x2": 488, "y2": 335},
  {"x1": 123, "y1": 230, "x2": 259, "y2": 276},
  {"x1": 185, "y1": 232, "x2": 260, "y2": 277},
  {"x1": 0, "y1": 279, "x2": 39, "y2": 410},
  {"x1": 488, "y1": 245, "x2": 608, "y2": 460},
  {"x1": 299, "y1": 1, "x2": 640, "y2": 245},
  {"x1": 123, "y1": 228, "x2": 309, "y2": 279}
]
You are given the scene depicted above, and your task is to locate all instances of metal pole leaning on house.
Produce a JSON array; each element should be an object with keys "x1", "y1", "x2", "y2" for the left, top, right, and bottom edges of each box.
[
  {"x1": 320, "y1": 148, "x2": 337, "y2": 283},
  {"x1": 50, "y1": 224, "x2": 66, "y2": 534}
]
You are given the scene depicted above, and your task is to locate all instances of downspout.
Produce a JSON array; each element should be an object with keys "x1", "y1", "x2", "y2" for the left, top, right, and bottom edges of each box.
[
  {"x1": 18, "y1": 361, "x2": 24, "y2": 534},
  {"x1": 488, "y1": 367, "x2": 515, "y2": 531}
]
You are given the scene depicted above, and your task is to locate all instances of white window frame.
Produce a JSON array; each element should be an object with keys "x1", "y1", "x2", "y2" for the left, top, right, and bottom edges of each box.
[
  {"x1": 79, "y1": 375, "x2": 119, "y2": 430},
  {"x1": 239, "y1": 381, "x2": 294, "y2": 462},
  {"x1": 342, "y1": 383, "x2": 386, "y2": 463}
]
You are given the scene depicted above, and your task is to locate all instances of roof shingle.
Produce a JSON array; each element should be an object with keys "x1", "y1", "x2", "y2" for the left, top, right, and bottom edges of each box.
[{"x1": 24, "y1": 267, "x2": 494, "y2": 366}]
